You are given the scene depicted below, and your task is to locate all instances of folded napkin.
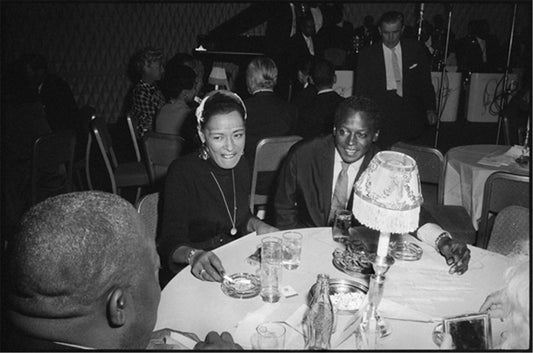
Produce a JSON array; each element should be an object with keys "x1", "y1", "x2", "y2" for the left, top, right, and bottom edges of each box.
[{"x1": 233, "y1": 302, "x2": 280, "y2": 348}]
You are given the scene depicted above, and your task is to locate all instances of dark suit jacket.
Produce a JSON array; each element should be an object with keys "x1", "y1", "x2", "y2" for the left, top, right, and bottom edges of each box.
[
  {"x1": 296, "y1": 90, "x2": 344, "y2": 140},
  {"x1": 243, "y1": 91, "x2": 297, "y2": 166},
  {"x1": 274, "y1": 135, "x2": 379, "y2": 229},
  {"x1": 287, "y1": 33, "x2": 315, "y2": 75},
  {"x1": 355, "y1": 39, "x2": 435, "y2": 147}
]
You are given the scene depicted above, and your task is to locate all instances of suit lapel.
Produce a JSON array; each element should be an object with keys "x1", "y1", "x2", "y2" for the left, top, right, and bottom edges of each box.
[
  {"x1": 376, "y1": 44, "x2": 387, "y2": 91},
  {"x1": 317, "y1": 137, "x2": 335, "y2": 225}
]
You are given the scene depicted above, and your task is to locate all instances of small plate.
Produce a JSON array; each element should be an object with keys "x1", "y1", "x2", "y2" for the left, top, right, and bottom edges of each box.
[
  {"x1": 220, "y1": 272, "x2": 261, "y2": 299},
  {"x1": 308, "y1": 278, "x2": 368, "y2": 314}
]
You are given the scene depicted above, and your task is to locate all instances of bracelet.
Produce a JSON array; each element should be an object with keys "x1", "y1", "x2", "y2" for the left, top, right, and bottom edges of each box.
[
  {"x1": 435, "y1": 232, "x2": 452, "y2": 250},
  {"x1": 187, "y1": 248, "x2": 199, "y2": 265}
]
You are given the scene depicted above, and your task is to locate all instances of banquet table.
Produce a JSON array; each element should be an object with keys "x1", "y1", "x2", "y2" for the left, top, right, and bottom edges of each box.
[
  {"x1": 443, "y1": 144, "x2": 530, "y2": 230},
  {"x1": 155, "y1": 227, "x2": 512, "y2": 350}
]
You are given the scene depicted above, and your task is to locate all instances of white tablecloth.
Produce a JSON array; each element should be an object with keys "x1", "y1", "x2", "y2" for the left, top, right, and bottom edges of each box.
[
  {"x1": 443, "y1": 144, "x2": 529, "y2": 230},
  {"x1": 155, "y1": 227, "x2": 512, "y2": 350}
]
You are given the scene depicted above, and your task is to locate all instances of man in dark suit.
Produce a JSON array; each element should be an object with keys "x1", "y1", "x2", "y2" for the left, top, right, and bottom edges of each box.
[
  {"x1": 275, "y1": 96, "x2": 471, "y2": 275},
  {"x1": 296, "y1": 58, "x2": 344, "y2": 139},
  {"x1": 355, "y1": 11, "x2": 436, "y2": 149}
]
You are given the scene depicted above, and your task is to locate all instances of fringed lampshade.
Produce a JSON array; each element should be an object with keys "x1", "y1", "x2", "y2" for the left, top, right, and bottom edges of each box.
[
  {"x1": 208, "y1": 66, "x2": 229, "y2": 89},
  {"x1": 352, "y1": 151, "x2": 423, "y2": 235}
]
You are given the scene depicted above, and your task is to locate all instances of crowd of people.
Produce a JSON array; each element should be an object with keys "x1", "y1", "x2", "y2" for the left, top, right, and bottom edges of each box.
[{"x1": 1, "y1": 7, "x2": 530, "y2": 351}]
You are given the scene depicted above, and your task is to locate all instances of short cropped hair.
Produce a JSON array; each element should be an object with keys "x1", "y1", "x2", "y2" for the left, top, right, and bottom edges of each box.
[
  {"x1": 131, "y1": 46, "x2": 163, "y2": 79},
  {"x1": 246, "y1": 56, "x2": 278, "y2": 92},
  {"x1": 296, "y1": 55, "x2": 314, "y2": 76},
  {"x1": 379, "y1": 11, "x2": 404, "y2": 27},
  {"x1": 311, "y1": 58, "x2": 335, "y2": 89},
  {"x1": 334, "y1": 95, "x2": 381, "y2": 131},
  {"x1": 7, "y1": 191, "x2": 148, "y2": 318}
]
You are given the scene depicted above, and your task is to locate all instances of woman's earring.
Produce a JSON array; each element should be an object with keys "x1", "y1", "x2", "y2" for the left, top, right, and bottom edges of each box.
[{"x1": 199, "y1": 143, "x2": 209, "y2": 160}]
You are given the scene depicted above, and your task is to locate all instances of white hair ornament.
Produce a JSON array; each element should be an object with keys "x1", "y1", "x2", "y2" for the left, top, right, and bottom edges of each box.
[{"x1": 195, "y1": 90, "x2": 247, "y2": 129}]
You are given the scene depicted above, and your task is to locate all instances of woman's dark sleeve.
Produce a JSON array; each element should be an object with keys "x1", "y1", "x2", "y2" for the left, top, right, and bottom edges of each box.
[{"x1": 158, "y1": 159, "x2": 191, "y2": 273}]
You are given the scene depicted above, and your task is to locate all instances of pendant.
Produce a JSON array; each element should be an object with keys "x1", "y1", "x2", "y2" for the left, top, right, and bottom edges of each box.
[{"x1": 230, "y1": 227, "x2": 237, "y2": 236}]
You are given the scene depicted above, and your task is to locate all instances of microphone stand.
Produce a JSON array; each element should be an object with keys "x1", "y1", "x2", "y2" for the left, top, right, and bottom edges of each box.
[
  {"x1": 434, "y1": 5, "x2": 453, "y2": 148},
  {"x1": 496, "y1": 3, "x2": 518, "y2": 145},
  {"x1": 417, "y1": 3, "x2": 425, "y2": 42}
]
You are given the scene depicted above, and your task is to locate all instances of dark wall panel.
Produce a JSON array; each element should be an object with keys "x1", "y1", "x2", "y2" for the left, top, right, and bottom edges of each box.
[{"x1": 2, "y1": 2, "x2": 530, "y2": 122}]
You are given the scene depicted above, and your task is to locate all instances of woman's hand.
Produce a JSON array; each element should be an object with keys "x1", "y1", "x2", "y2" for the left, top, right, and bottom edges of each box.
[
  {"x1": 247, "y1": 216, "x2": 279, "y2": 235},
  {"x1": 479, "y1": 288, "x2": 508, "y2": 318},
  {"x1": 190, "y1": 250, "x2": 225, "y2": 282}
]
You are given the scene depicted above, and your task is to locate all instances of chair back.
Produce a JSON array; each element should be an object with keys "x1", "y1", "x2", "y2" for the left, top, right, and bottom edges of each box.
[
  {"x1": 77, "y1": 105, "x2": 96, "y2": 190},
  {"x1": 487, "y1": 205, "x2": 530, "y2": 255},
  {"x1": 391, "y1": 142, "x2": 444, "y2": 204},
  {"x1": 91, "y1": 115, "x2": 119, "y2": 192},
  {"x1": 142, "y1": 132, "x2": 185, "y2": 184},
  {"x1": 126, "y1": 115, "x2": 142, "y2": 162},
  {"x1": 477, "y1": 171, "x2": 530, "y2": 248},
  {"x1": 136, "y1": 192, "x2": 160, "y2": 240},
  {"x1": 31, "y1": 130, "x2": 76, "y2": 205},
  {"x1": 250, "y1": 135, "x2": 302, "y2": 213}
]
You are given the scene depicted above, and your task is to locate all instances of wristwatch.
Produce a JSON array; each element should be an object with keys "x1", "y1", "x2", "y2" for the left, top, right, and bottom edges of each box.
[{"x1": 187, "y1": 248, "x2": 199, "y2": 265}]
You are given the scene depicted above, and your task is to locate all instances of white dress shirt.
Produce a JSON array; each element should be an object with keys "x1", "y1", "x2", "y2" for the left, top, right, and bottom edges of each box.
[
  {"x1": 331, "y1": 149, "x2": 364, "y2": 202},
  {"x1": 383, "y1": 43, "x2": 403, "y2": 91},
  {"x1": 310, "y1": 6, "x2": 323, "y2": 33},
  {"x1": 304, "y1": 34, "x2": 315, "y2": 56}
]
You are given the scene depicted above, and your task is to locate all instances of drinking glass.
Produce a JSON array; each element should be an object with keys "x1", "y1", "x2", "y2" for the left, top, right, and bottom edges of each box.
[
  {"x1": 260, "y1": 237, "x2": 282, "y2": 303},
  {"x1": 282, "y1": 231, "x2": 303, "y2": 270},
  {"x1": 332, "y1": 209, "x2": 352, "y2": 242},
  {"x1": 256, "y1": 322, "x2": 286, "y2": 349}
]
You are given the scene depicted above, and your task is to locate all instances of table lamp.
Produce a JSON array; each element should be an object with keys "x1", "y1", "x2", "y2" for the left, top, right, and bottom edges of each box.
[
  {"x1": 208, "y1": 65, "x2": 229, "y2": 90},
  {"x1": 352, "y1": 151, "x2": 423, "y2": 343}
]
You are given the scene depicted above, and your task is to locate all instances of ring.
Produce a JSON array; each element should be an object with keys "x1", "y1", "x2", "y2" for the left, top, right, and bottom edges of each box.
[{"x1": 199, "y1": 269, "x2": 206, "y2": 277}]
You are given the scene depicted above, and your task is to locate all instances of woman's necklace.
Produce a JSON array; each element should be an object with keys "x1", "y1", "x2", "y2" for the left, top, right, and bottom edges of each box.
[{"x1": 210, "y1": 169, "x2": 237, "y2": 236}]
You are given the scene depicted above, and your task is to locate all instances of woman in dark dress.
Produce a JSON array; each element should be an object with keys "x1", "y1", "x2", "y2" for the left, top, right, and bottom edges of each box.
[{"x1": 159, "y1": 90, "x2": 277, "y2": 284}]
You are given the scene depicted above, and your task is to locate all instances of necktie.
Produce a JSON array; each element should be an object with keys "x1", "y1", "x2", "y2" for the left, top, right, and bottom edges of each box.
[
  {"x1": 328, "y1": 161, "x2": 350, "y2": 223},
  {"x1": 391, "y1": 47, "x2": 403, "y2": 97}
]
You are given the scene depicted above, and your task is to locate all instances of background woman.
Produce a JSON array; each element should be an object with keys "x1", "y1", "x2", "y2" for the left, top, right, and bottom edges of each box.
[{"x1": 159, "y1": 90, "x2": 277, "y2": 286}]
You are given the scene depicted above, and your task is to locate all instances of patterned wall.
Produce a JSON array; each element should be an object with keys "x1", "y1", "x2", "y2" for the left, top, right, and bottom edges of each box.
[{"x1": 2, "y1": 2, "x2": 530, "y2": 123}]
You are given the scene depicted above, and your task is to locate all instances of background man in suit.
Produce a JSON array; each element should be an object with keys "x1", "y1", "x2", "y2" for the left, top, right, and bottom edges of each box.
[
  {"x1": 355, "y1": 11, "x2": 436, "y2": 149},
  {"x1": 3, "y1": 191, "x2": 242, "y2": 350},
  {"x1": 296, "y1": 58, "x2": 344, "y2": 139}
]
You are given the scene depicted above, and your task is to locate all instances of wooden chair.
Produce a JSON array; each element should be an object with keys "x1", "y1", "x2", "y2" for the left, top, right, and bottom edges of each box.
[
  {"x1": 486, "y1": 205, "x2": 530, "y2": 255},
  {"x1": 249, "y1": 135, "x2": 302, "y2": 217},
  {"x1": 31, "y1": 130, "x2": 76, "y2": 205},
  {"x1": 142, "y1": 132, "x2": 185, "y2": 186},
  {"x1": 91, "y1": 115, "x2": 150, "y2": 203},
  {"x1": 391, "y1": 142, "x2": 476, "y2": 244},
  {"x1": 476, "y1": 172, "x2": 530, "y2": 249},
  {"x1": 136, "y1": 192, "x2": 160, "y2": 241}
]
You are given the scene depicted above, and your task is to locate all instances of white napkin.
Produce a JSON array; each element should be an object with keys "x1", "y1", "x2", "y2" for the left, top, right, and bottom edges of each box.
[
  {"x1": 380, "y1": 298, "x2": 439, "y2": 322},
  {"x1": 233, "y1": 302, "x2": 280, "y2": 348}
]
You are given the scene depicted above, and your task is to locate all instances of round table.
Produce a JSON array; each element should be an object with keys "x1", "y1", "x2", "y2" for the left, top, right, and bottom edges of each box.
[
  {"x1": 443, "y1": 144, "x2": 529, "y2": 230},
  {"x1": 155, "y1": 227, "x2": 511, "y2": 350}
]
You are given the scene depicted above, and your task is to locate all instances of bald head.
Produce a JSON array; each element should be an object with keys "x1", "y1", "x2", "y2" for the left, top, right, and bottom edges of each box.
[{"x1": 7, "y1": 191, "x2": 150, "y2": 318}]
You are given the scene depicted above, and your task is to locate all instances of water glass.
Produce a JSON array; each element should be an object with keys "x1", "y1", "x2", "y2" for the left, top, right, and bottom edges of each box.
[
  {"x1": 282, "y1": 231, "x2": 303, "y2": 270},
  {"x1": 332, "y1": 209, "x2": 352, "y2": 241},
  {"x1": 260, "y1": 237, "x2": 282, "y2": 303},
  {"x1": 256, "y1": 322, "x2": 286, "y2": 349}
]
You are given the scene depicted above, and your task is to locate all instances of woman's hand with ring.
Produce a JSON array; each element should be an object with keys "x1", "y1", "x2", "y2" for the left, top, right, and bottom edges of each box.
[{"x1": 191, "y1": 250, "x2": 225, "y2": 282}]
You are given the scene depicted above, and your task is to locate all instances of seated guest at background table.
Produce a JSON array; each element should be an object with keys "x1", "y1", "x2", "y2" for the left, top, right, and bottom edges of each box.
[
  {"x1": 3, "y1": 191, "x2": 241, "y2": 350},
  {"x1": 439, "y1": 244, "x2": 529, "y2": 349},
  {"x1": 160, "y1": 90, "x2": 278, "y2": 286},
  {"x1": 275, "y1": 96, "x2": 470, "y2": 274},
  {"x1": 165, "y1": 52, "x2": 206, "y2": 101},
  {"x1": 127, "y1": 46, "x2": 166, "y2": 138},
  {"x1": 155, "y1": 64, "x2": 197, "y2": 136},
  {"x1": 243, "y1": 56, "x2": 297, "y2": 170},
  {"x1": 295, "y1": 57, "x2": 344, "y2": 140}
]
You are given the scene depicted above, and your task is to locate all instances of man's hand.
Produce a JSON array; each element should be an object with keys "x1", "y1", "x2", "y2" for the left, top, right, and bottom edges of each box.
[
  {"x1": 479, "y1": 288, "x2": 508, "y2": 318},
  {"x1": 194, "y1": 331, "x2": 243, "y2": 350},
  {"x1": 248, "y1": 216, "x2": 279, "y2": 235},
  {"x1": 437, "y1": 237, "x2": 470, "y2": 275}
]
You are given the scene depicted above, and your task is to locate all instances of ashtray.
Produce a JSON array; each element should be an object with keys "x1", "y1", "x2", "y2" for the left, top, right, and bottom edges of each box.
[
  {"x1": 220, "y1": 272, "x2": 261, "y2": 299},
  {"x1": 308, "y1": 278, "x2": 368, "y2": 314},
  {"x1": 389, "y1": 240, "x2": 423, "y2": 261},
  {"x1": 332, "y1": 248, "x2": 374, "y2": 278}
]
